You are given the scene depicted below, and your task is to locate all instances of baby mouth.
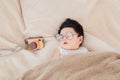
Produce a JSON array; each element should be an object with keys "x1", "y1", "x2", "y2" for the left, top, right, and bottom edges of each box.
[{"x1": 64, "y1": 42, "x2": 68, "y2": 44}]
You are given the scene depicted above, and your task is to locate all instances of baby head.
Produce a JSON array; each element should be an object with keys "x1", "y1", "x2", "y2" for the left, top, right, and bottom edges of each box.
[{"x1": 56, "y1": 18, "x2": 84, "y2": 50}]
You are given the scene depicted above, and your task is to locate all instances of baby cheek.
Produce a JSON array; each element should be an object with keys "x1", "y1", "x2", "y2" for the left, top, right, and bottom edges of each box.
[
  {"x1": 59, "y1": 41, "x2": 63, "y2": 46},
  {"x1": 70, "y1": 40, "x2": 80, "y2": 47}
]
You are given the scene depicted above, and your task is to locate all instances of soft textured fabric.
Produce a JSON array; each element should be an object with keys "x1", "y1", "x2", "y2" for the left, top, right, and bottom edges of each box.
[
  {"x1": 59, "y1": 46, "x2": 88, "y2": 56},
  {"x1": 18, "y1": 52, "x2": 120, "y2": 80},
  {"x1": 0, "y1": 0, "x2": 120, "y2": 80}
]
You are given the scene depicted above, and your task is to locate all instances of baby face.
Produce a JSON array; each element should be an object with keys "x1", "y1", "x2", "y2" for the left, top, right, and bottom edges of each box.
[{"x1": 57, "y1": 28, "x2": 83, "y2": 50}]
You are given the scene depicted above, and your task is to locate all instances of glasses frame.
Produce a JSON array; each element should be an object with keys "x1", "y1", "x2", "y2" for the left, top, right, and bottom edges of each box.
[{"x1": 56, "y1": 32, "x2": 78, "y2": 40}]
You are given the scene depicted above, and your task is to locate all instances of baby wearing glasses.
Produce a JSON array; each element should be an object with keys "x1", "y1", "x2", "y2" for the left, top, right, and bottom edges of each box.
[{"x1": 53, "y1": 18, "x2": 88, "y2": 58}]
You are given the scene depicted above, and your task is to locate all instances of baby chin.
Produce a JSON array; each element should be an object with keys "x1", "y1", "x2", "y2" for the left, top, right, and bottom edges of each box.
[{"x1": 61, "y1": 44, "x2": 73, "y2": 50}]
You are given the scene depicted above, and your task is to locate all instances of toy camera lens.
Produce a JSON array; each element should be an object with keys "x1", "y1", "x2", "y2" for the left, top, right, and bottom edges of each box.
[{"x1": 29, "y1": 42, "x2": 37, "y2": 49}]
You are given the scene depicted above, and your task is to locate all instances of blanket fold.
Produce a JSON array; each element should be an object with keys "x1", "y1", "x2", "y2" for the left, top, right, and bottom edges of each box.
[{"x1": 18, "y1": 52, "x2": 120, "y2": 80}]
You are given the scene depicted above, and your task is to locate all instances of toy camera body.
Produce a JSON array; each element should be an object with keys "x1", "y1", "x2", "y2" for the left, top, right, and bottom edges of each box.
[{"x1": 25, "y1": 37, "x2": 44, "y2": 50}]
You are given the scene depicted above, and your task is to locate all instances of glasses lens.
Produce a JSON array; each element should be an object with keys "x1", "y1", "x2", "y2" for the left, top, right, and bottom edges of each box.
[
  {"x1": 56, "y1": 34, "x2": 62, "y2": 40},
  {"x1": 66, "y1": 32, "x2": 73, "y2": 39}
]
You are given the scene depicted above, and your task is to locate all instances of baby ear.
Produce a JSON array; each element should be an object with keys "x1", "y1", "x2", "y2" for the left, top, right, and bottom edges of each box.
[
  {"x1": 78, "y1": 36, "x2": 83, "y2": 44},
  {"x1": 79, "y1": 36, "x2": 83, "y2": 41}
]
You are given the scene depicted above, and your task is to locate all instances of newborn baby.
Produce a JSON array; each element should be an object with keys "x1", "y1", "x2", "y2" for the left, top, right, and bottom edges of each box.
[{"x1": 53, "y1": 18, "x2": 88, "y2": 58}]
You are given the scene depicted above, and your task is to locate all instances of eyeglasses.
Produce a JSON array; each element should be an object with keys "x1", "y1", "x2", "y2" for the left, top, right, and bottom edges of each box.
[{"x1": 56, "y1": 32, "x2": 78, "y2": 40}]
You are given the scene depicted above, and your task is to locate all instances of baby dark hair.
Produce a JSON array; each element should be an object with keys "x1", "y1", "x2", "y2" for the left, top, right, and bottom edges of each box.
[{"x1": 58, "y1": 18, "x2": 84, "y2": 46}]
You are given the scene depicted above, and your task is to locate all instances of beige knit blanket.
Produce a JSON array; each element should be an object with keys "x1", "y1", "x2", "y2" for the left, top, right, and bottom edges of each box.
[{"x1": 18, "y1": 52, "x2": 120, "y2": 80}]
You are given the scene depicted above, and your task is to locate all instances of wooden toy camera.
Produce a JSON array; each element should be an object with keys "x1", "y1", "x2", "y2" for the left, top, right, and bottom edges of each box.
[{"x1": 25, "y1": 37, "x2": 44, "y2": 50}]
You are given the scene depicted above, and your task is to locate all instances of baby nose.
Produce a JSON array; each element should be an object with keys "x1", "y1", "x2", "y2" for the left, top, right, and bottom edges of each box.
[{"x1": 63, "y1": 36, "x2": 67, "y2": 40}]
